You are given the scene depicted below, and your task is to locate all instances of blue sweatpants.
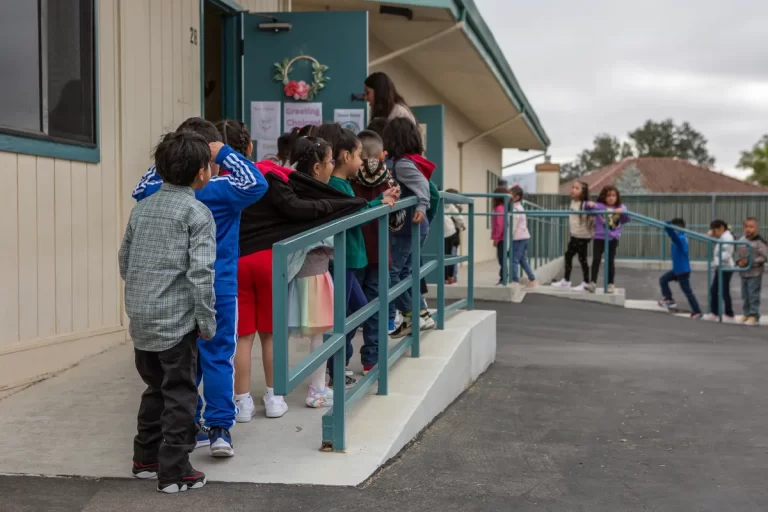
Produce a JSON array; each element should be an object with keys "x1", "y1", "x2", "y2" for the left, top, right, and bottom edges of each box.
[{"x1": 195, "y1": 294, "x2": 237, "y2": 429}]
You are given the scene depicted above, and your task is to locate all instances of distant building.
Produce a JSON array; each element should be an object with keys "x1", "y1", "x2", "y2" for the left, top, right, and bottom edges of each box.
[
  {"x1": 504, "y1": 171, "x2": 537, "y2": 194},
  {"x1": 560, "y1": 158, "x2": 767, "y2": 194}
]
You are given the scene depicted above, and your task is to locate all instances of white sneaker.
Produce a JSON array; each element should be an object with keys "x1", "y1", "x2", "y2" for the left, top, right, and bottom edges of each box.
[
  {"x1": 570, "y1": 282, "x2": 586, "y2": 292},
  {"x1": 607, "y1": 284, "x2": 616, "y2": 294},
  {"x1": 585, "y1": 282, "x2": 596, "y2": 293},
  {"x1": 419, "y1": 311, "x2": 436, "y2": 331},
  {"x1": 345, "y1": 367, "x2": 354, "y2": 377},
  {"x1": 263, "y1": 393, "x2": 288, "y2": 418},
  {"x1": 305, "y1": 385, "x2": 333, "y2": 408},
  {"x1": 551, "y1": 278, "x2": 571, "y2": 288},
  {"x1": 235, "y1": 395, "x2": 255, "y2": 423},
  {"x1": 702, "y1": 313, "x2": 718, "y2": 321}
]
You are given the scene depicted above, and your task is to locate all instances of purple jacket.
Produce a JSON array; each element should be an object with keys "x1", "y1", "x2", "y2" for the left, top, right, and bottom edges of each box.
[{"x1": 586, "y1": 202, "x2": 630, "y2": 240}]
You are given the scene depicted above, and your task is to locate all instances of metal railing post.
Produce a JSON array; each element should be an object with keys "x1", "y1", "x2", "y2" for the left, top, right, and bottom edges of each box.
[
  {"x1": 436, "y1": 198, "x2": 446, "y2": 330},
  {"x1": 271, "y1": 245, "x2": 290, "y2": 395},
  {"x1": 706, "y1": 243, "x2": 713, "y2": 315},
  {"x1": 603, "y1": 213, "x2": 609, "y2": 293},
  {"x1": 717, "y1": 244, "x2": 723, "y2": 322},
  {"x1": 411, "y1": 219, "x2": 422, "y2": 358},
  {"x1": 330, "y1": 230, "x2": 347, "y2": 451},
  {"x1": 502, "y1": 197, "x2": 509, "y2": 285},
  {"x1": 508, "y1": 206, "x2": 515, "y2": 284},
  {"x1": 377, "y1": 216, "x2": 389, "y2": 395},
  {"x1": 468, "y1": 202, "x2": 475, "y2": 309}
]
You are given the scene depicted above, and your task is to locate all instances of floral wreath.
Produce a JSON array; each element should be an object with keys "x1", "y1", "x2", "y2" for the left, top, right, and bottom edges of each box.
[{"x1": 273, "y1": 55, "x2": 330, "y2": 101}]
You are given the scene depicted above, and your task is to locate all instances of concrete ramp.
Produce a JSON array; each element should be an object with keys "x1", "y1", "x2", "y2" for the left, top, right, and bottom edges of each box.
[{"x1": 0, "y1": 310, "x2": 496, "y2": 486}]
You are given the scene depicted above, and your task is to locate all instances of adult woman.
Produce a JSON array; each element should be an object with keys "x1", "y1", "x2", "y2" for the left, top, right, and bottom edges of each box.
[{"x1": 364, "y1": 72, "x2": 417, "y2": 124}]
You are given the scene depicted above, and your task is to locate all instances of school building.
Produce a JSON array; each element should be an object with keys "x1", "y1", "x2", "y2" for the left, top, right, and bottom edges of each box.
[{"x1": 0, "y1": 0, "x2": 549, "y2": 395}]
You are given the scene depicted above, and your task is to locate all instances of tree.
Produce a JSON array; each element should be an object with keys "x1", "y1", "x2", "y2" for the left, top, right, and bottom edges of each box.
[
  {"x1": 737, "y1": 134, "x2": 768, "y2": 186},
  {"x1": 559, "y1": 134, "x2": 632, "y2": 182},
  {"x1": 614, "y1": 164, "x2": 649, "y2": 194},
  {"x1": 560, "y1": 161, "x2": 586, "y2": 182},
  {"x1": 628, "y1": 119, "x2": 715, "y2": 167}
]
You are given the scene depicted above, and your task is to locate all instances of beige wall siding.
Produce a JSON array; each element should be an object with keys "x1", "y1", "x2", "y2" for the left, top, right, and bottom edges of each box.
[
  {"x1": 239, "y1": 0, "x2": 283, "y2": 11},
  {"x1": 369, "y1": 38, "x2": 502, "y2": 262},
  {"x1": 0, "y1": 0, "x2": 202, "y2": 352}
]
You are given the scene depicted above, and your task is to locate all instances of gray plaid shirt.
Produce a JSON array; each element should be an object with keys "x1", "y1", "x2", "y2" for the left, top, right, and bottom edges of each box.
[{"x1": 119, "y1": 183, "x2": 217, "y2": 352}]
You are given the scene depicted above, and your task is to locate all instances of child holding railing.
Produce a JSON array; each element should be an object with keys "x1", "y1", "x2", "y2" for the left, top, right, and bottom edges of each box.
[
  {"x1": 490, "y1": 186, "x2": 508, "y2": 285},
  {"x1": 510, "y1": 186, "x2": 536, "y2": 287},
  {"x1": 703, "y1": 220, "x2": 735, "y2": 321},
  {"x1": 584, "y1": 186, "x2": 630, "y2": 294},
  {"x1": 658, "y1": 218, "x2": 703, "y2": 319},
  {"x1": 735, "y1": 217, "x2": 767, "y2": 325},
  {"x1": 552, "y1": 181, "x2": 593, "y2": 291}
]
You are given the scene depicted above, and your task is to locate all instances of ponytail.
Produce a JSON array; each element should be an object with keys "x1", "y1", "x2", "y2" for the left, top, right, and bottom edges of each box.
[{"x1": 290, "y1": 136, "x2": 331, "y2": 176}]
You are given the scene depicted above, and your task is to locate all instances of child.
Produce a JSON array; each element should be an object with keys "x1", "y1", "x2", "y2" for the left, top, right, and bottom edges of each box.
[
  {"x1": 703, "y1": 220, "x2": 735, "y2": 321},
  {"x1": 509, "y1": 186, "x2": 536, "y2": 286},
  {"x1": 120, "y1": 131, "x2": 215, "y2": 493},
  {"x1": 657, "y1": 218, "x2": 702, "y2": 319},
  {"x1": 383, "y1": 117, "x2": 435, "y2": 338},
  {"x1": 327, "y1": 128, "x2": 398, "y2": 383},
  {"x1": 132, "y1": 118, "x2": 268, "y2": 457},
  {"x1": 275, "y1": 128, "x2": 299, "y2": 166},
  {"x1": 552, "y1": 181, "x2": 593, "y2": 291},
  {"x1": 585, "y1": 186, "x2": 630, "y2": 293},
  {"x1": 735, "y1": 217, "x2": 767, "y2": 325},
  {"x1": 350, "y1": 130, "x2": 402, "y2": 374},
  {"x1": 445, "y1": 187, "x2": 464, "y2": 284},
  {"x1": 490, "y1": 186, "x2": 509, "y2": 284},
  {"x1": 285, "y1": 137, "x2": 336, "y2": 406}
]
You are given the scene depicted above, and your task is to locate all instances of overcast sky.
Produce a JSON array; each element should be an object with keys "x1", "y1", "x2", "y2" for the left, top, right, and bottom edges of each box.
[{"x1": 475, "y1": 0, "x2": 768, "y2": 178}]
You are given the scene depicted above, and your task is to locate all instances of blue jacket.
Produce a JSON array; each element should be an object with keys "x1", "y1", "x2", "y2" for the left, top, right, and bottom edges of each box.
[
  {"x1": 132, "y1": 145, "x2": 269, "y2": 295},
  {"x1": 665, "y1": 227, "x2": 691, "y2": 274}
]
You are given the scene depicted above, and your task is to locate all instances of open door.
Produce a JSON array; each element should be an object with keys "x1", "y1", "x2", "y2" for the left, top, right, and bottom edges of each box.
[
  {"x1": 411, "y1": 105, "x2": 445, "y2": 284},
  {"x1": 242, "y1": 11, "x2": 369, "y2": 158}
]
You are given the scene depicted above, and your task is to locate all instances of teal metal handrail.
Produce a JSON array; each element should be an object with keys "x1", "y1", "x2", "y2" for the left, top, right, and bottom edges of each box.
[{"x1": 271, "y1": 192, "x2": 475, "y2": 451}]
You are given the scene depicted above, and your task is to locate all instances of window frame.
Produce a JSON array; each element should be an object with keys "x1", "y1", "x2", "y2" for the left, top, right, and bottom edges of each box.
[{"x1": 0, "y1": 0, "x2": 99, "y2": 163}]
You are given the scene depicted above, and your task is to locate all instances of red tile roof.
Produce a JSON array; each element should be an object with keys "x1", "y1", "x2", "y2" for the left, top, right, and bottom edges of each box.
[{"x1": 559, "y1": 158, "x2": 768, "y2": 194}]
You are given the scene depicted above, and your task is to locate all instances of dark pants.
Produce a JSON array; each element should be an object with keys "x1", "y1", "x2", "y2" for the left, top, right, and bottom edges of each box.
[
  {"x1": 496, "y1": 242, "x2": 506, "y2": 281},
  {"x1": 591, "y1": 239, "x2": 618, "y2": 284},
  {"x1": 328, "y1": 269, "x2": 367, "y2": 378},
  {"x1": 709, "y1": 270, "x2": 734, "y2": 317},
  {"x1": 660, "y1": 271, "x2": 701, "y2": 314},
  {"x1": 133, "y1": 330, "x2": 198, "y2": 483},
  {"x1": 389, "y1": 233, "x2": 429, "y2": 321},
  {"x1": 348, "y1": 266, "x2": 381, "y2": 367},
  {"x1": 742, "y1": 275, "x2": 763, "y2": 319},
  {"x1": 564, "y1": 237, "x2": 590, "y2": 283}
]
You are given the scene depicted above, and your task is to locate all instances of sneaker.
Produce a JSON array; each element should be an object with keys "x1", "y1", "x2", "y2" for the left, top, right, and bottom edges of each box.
[
  {"x1": 306, "y1": 385, "x2": 333, "y2": 408},
  {"x1": 157, "y1": 467, "x2": 206, "y2": 494},
  {"x1": 658, "y1": 299, "x2": 677, "y2": 309},
  {"x1": 329, "y1": 375, "x2": 357, "y2": 389},
  {"x1": 362, "y1": 365, "x2": 375, "y2": 376},
  {"x1": 195, "y1": 423, "x2": 210, "y2": 449},
  {"x1": 132, "y1": 461, "x2": 159, "y2": 480},
  {"x1": 551, "y1": 278, "x2": 571, "y2": 288},
  {"x1": 235, "y1": 394, "x2": 255, "y2": 423},
  {"x1": 209, "y1": 427, "x2": 234, "y2": 458},
  {"x1": 745, "y1": 317, "x2": 759, "y2": 326},
  {"x1": 607, "y1": 284, "x2": 615, "y2": 294},
  {"x1": 526, "y1": 280, "x2": 538, "y2": 289},
  {"x1": 420, "y1": 311, "x2": 436, "y2": 331},
  {"x1": 724, "y1": 315, "x2": 736, "y2": 323},
  {"x1": 570, "y1": 282, "x2": 586, "y2": 292},
  {"x1": 390, "y1": 316, "x2": 412, "y2": 339},
  {"x1": 702, "y1": 313, "x2": 718, "y2": 321},
  {"x1": 690, "y1": 313, "x2": 703, "y2": 320},
  {"x1": 496, "y1": 280, "x2": 505, "y2": 287},
  {"x1": 264, "y1": 393, "x2": 288, "y2": 418},
  {"x1": 345, "y1": 367, "x2": 354, "y2": 377},
  {"x1": 738, "y1": 315, "x2": 750, "y2": 324},
  {"x1": 585, "y1": 282, "x2": 596, "y2": 293}
]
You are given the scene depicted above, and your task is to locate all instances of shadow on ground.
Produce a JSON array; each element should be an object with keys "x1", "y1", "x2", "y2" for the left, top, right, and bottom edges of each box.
[{"x1": 3, "y1": 296, "x2": 768, "y2": 511}]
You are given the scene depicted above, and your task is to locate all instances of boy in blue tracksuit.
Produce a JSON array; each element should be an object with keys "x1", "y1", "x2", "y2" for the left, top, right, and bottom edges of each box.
[
  {"x1": 133, "y1": 117, "x2": 268, "y2": 457},
  {"x1": 658, "y1": 218, "x2": 702, "y2": 318}
]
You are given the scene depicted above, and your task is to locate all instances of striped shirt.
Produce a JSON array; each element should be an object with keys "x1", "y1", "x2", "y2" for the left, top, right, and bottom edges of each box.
[{"x1": 119, "y1": 183, "x2": 217, "y2": 352}]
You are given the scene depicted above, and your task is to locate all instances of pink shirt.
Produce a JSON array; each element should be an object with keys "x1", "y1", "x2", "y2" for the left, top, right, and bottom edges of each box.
[
  {"x1": 491, "y1": 204, "x2": 505, "y2": 241},
  {"x1": 512, "y1": 202, "x2": 531, "y2": 241}
]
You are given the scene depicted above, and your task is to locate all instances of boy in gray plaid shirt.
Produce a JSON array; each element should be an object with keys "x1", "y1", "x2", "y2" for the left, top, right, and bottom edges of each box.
[{"x1": 119, "y1": 131, "x2": 217, "y2": 493}]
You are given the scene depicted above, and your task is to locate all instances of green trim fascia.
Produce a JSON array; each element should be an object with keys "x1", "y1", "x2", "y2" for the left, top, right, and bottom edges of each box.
[
  {"x1": 363, "y1": 0, "x2": 458, "y2": 15},
  {"x1": 208, "y1": 0, "x2": 245, "y2": 13},
  {"x1": 0, "y1": 133, "x2": 100, "y2": 163}
]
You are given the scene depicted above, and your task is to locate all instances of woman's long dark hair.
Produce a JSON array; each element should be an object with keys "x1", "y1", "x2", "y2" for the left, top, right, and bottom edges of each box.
[
  {"x1": 365, "y1": 72, "x2": 407, "y2": 119},
  {"x1": 597, "y1": 185, "x2": 622, "y2": 206}
]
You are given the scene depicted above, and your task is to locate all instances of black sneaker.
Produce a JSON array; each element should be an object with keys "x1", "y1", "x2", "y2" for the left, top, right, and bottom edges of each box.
[
  {"x1": 157, "y1": 467, "x2": 207, "y2": 494},
  {"x1": 132, "y1": 461, "x2": 159, "y2": 479},
  {"x1": 390, "y1": 317, "x2": 412, "y2": 339},
  {"x1": 328, "y1": 375, "x2": 357, "y2": 389}
]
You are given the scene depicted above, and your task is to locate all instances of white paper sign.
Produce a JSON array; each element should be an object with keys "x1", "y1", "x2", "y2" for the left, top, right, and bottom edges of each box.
[
  {"x1": 256, "y1": 140, "x2": 278, "y2": 162},
  {"x1": 250, "y1": 101, "x2": 281, "y2": 140},
  {"x1": 419, "y1": 123, "x2": 428, "y2": 152},
  {"x1": 334, "y1": 109, "x2": 365, "y2": 134},
  {"x1": 284, "y1": 103, "x2": 323, "y2": 133}
]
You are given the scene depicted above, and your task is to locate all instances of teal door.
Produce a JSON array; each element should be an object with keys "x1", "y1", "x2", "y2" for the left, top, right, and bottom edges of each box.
[
  {"x1": 411, "y1": 105, "x2": 445, "y2": 284},
  {"x1": 242, "y1": 11, "x2": 369, "y2": 144}
]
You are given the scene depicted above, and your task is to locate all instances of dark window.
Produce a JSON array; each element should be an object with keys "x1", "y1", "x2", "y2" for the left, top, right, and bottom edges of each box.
[{"x1": 0, "y1": 0, "x2": 96, "y2": 146}]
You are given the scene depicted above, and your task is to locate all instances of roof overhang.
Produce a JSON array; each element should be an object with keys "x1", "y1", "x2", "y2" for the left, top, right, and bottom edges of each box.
[{"x1": 291, "y1": 0, "x2": 550, "y2": 151}]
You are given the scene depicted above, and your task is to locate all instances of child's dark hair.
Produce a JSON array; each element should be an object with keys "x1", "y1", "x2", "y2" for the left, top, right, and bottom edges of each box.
[
  {"x1": 153, "y1": 131, "x2": 210, "y2": 186},
  {"x1": 575, "y1": 181, "x2": 589, "y2": 202},
  {"x1": 215, "y1": 120, "x2": 251, "y2": 157},
  {"x1": 670, "y1": 218, "x2": 686, "y2": 228},
  {"x1": 277, "y1": 128, "x2": 299, "y2": 162},
  {"x1": 491, "y1": 185, "x2": 508, "y2": 208},
  {"x1": 314, "y1": 122, "x2": 344, "y2": 150},
  {"x1": 290, "y1": 136, "x2": 332, "y2": 176},
  {"x1": 332, "y1": 128, "x2": 361, "y2": 163},
  {"x1": 298, "y1": 124, "x2": 318, "y2": 137},
  {"x1": 176, "y1": 117, "x2": 222, "y2": 143},
  {"x1": 383, "y1": 117, "x2": 423, "y2": 159},
  {"x1": 510, "y1": 185, "x2": 524, "y2": 201},
  {"x1": 710, "y1": 219, "x2": 728, "y2": 231},
  {"x1": 597, "y1": 185, "x2": 622, "y2": 206},
  {"x1": 367, "y1": 117, "x2": 388, "y2": 137}
]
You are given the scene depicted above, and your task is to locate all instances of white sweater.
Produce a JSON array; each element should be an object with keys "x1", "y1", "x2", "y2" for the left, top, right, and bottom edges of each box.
[
  {"x1": 443, "y1": 203, "x2": 465, "y2": 238},
  {"x1": 713, "y1": 230, "x2": 735, "y2": 268}
]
